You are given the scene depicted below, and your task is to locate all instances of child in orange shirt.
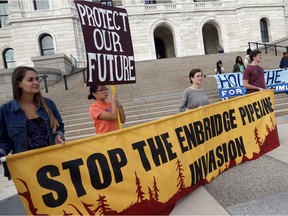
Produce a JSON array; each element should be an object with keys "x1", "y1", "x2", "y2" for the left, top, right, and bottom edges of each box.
[{"x1": 88, "y1": 86, "x2": 126, "y2": 134}]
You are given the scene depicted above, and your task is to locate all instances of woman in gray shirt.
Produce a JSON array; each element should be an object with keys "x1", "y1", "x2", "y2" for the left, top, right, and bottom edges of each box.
[{"x1": 179, "y1": 68, "x2": 209, "y2": 112}]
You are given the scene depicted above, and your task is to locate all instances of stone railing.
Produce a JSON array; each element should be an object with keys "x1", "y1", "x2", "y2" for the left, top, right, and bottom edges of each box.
[
  {"x1": 140, "y1": 1, "x2": 226, "y2": 12},
  {"x1": 31, "y1": 53, "x2": 74, "y2": 76},
  {"x1": 145, "y1": 3, "x2": 177, "y2": 11},
  {"x1": 126, "y1": 0, "x2": 283, "y2": 13}
]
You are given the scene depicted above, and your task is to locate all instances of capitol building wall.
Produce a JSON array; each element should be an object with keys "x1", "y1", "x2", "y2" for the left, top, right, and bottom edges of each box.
[{"x1": 0, "y1": 0, "x2": 288, "y2": 70}]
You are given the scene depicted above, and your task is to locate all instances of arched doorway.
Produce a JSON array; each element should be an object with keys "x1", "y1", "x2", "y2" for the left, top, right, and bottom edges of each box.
[
  {"x1": 202, "y1": 23, "x2": 220, "y2": 54},
  {"x1": 154, "y1": 25, "x2": 175, "y2": 59}
]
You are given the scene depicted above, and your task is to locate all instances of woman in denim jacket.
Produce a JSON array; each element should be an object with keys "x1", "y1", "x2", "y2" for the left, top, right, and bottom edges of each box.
[{"x1": 0, "y1": 66, "x2": 65, "y2": 179}]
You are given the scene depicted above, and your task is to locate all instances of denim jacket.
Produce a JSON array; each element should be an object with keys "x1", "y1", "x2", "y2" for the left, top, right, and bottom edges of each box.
[{"x1": 0, "y1": 98, "x2": 65, "y2": 158}]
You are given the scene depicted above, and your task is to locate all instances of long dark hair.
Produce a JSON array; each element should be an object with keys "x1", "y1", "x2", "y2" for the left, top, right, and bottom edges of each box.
[
  {"x1": 12, "y1": 66, "x2": 36, "y2": 100},
  {"x1": 216, "y1": 60, "x2": 222, "y2": 74},
  {"x1": 12, "y1": 66, "x2": 59, "y2": 132},
  {"x1": 235, "y1": 56, "x2": 244, "y2": 65},
  {"x1": 87, "y1": 86, "x2": 99, "y2": 100}
]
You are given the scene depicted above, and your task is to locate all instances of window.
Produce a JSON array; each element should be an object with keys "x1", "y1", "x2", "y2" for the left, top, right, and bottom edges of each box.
[
  {"x1": 0, "y1": 1, "x2": 8, "y2": 28},
  {"x1": 39, "y1": 34, "x2": 55, "y2": 56},
  {"x1": 92, "y1": 0, "x2": 113, "y2": 6},
  {"x1": 33, "y1": 0, "x2": 49, "y2": 10},
  {"x1": 260, "y1": 18, "x2": 269, "y2": 43},
  {"x1": 101, "y1": 0, "x2": 113, "y2": 6},
  {"x1": 3, "y1": 48, "x2": 16, "y2": 68},
  {"x1": 145, "y1": 0, "x2": 156, "y2": 4}
]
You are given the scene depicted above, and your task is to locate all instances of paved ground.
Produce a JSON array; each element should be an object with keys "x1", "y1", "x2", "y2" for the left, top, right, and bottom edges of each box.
[{"x1": 1, "y1": 115, "x2": 288, "y2": 215}]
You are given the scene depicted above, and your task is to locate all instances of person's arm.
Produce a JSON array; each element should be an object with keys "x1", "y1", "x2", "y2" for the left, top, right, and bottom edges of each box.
[
  {"x1": 243, "y1": 80, "x2": 265, "y2": 91},
  {"x1": 178, "y1": 90, "x2": 189, "y2": 112},
  {"x1": 279, "y1": 58, "x2": 284, "y2": 68},
  {"x1": 0, "y1": 106, "x2": 13, "y2": 167},
  {"x1": 98, "y1": 93, "x2": 118, "y2": 121}
]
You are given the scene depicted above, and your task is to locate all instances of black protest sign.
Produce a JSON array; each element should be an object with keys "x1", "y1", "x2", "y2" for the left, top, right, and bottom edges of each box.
[{"x1": 75, "y1": 1, "x2": 136, "y2": 85}]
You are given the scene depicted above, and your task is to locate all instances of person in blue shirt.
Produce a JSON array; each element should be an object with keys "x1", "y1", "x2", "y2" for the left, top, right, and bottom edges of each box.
[
  {"x1": 0, "y1": 66, "x2": 65, "y2": 179},
  {"x1": 279, "y1": 52, "x2": 288, "y2": 69}
]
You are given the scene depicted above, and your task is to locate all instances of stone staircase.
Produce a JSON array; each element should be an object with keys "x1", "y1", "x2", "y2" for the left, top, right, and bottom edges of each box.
[
  {"x1": 13, "y1": 51, "x2": 288, "y2": 141},
  {"x1": 42, "y1": 51, "x2": 288, "y2": 141}
]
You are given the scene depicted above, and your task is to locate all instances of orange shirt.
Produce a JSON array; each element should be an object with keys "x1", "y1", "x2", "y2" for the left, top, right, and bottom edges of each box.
[{"x1": 89, "y1": 101, "x2": 119, "y2": 134}]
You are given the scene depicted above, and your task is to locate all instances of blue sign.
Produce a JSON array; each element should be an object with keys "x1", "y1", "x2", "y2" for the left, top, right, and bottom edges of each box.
[{"x1": 213, "y1": 69, "x2": 288, "y2": 99}]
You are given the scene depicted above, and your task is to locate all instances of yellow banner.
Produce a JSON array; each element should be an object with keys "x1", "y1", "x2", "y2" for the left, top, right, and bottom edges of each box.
[{"x1": 6, "y1": 90, "x2": 280, "y2": 215}]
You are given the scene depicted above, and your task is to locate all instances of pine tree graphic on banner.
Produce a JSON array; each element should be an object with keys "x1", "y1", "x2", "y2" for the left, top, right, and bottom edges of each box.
[
  {"x1": 254, "y1": 127, "x2": 262, "y2": 148},
  {"x1": 96, "y1": 195, "x2": 112, "y2": 215},
  {"x1": 270, "y1": 117, "x2": 275, "y2": 129},
  {"x1": 135, "y1": 172, "x2": 145, "y2": 202},
  {"x1": 153, "y1": 176, "x2": 159, "y2": 202},
  {"x1": 176, "y1": 159, "x2": 185, "y2": 192},
  {"x1": 148, "y1": 186, "x2": 154, "y2": 201}
]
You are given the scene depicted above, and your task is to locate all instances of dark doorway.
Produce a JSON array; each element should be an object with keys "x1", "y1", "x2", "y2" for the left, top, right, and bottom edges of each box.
[
  {"x1": 154, "y1": 37, "x2": 166, "y2": 59},
  {"x1": 154, "y1": 25, "x2": 175, "y2": 59},
  {"x1": 202, "y1": 23, "x2": 220, "y2": 54}
]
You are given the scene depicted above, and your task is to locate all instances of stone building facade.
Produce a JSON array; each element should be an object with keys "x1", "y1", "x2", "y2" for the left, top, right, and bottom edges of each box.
[{"x1": 0, "y1": 0, "x2": 287, "y2": 69}]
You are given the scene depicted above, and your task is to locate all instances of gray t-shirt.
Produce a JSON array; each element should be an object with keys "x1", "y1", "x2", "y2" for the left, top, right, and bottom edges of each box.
[{"x1": 178, "y1": 87, "x2": 209, "y2": 112}]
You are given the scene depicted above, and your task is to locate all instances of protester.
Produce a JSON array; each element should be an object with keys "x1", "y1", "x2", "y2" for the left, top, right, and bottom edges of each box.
[
  {"x1": 218, "y1": 45, "x2": 224, "y2": 53},
  {"x1": 243, "y1": 48, "x2": 252, "y2": 68},
  {"x1": 179, "y1": 68, "x2": 209, "y2": 112},
  {"x1": 243, "y1": 49, "x2": 266, "y2": 94},
  {"x1": 279, "y1": 51, "x2": 288, "y2": 69},
  {"x1": 88, "y1": 85, "x2": 126, "y2": 134},
  {"x1": 233, "y1": 56, "x2": 245, "y2": 73},
  {"x1": 214, "y1": 60, "x2": 225, "y2": 74},
  {"x1": 0, "y1": 66, "x2": 65, "y2": 179}
]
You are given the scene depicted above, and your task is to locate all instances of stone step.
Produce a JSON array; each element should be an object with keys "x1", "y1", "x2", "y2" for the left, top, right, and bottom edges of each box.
[
  {"x1": 65, "y1": 118, "x2": 159, "y2": 141},
  {"x1": 64, "y1": 102, "x2": 288, "y2": 141},
  {"x1": 44, "y1": 73, "x2": 219, "y2": 103},
  {"x1": 64, "y1": 108, "x2": 178, "y2": 137},
  {"x1": 61, "y1": 93, "x2": 286, "y2": 131},
  {"x1": 32, "y1": 52, "x2": 288, "y2": 142},
  {"x1": 60, "y1": 91, "x2": 284, "y2": 119},
  {"x1": 53, "y1": 89, "x2": 220, "y2": 114},
  {"x1": 275, "y1": 107, "x2": 288, "y2": 117},
  {"x1": 63, "y1": 96, "x2": 287, "y2": 132},
  {"x1": 60, "y1": 95, "x2": 222, "y2": 123},
  {"x1": 56, "y1": 89, "x2": 286, "y2": 116},
  {"x1": 47, "y1": 85, "x2": 208, "y2": 106},
  {"x1": 65, "y1": 117, "x2": 160, "y2": 141},
  {"x1": 63, "y1": 103, "x2": 178, "y2": 124}
]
